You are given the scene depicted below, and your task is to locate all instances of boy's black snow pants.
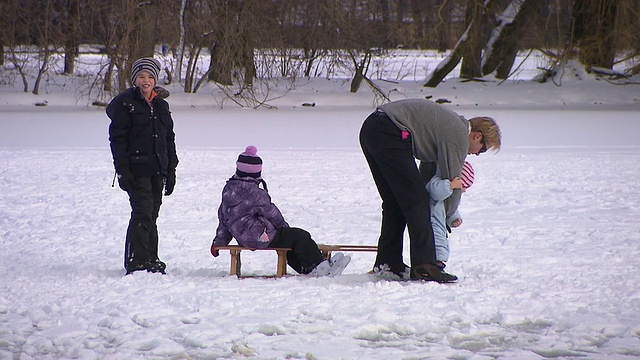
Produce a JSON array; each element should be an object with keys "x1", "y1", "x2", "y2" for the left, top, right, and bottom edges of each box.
[{"x1": 124, "y1": 174, "x2": 164, "y2": 269}]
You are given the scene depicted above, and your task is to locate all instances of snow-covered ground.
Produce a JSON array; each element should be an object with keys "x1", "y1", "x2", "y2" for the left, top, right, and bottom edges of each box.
[{"x1": 1, "y1": 52, "x2": 640, "y2": 359}]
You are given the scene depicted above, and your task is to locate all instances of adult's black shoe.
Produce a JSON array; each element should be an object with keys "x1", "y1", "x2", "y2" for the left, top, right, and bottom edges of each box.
[
  {"x1": 372, "y1": 263, "x2": 411, "y2": 280},
  {"x1": 411, "y1": 263, "x2": 458, "y2": 283}
]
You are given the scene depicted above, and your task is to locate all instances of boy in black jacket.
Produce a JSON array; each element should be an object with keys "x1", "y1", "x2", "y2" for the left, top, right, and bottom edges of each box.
[{"x1": 107, "y1": 57, "x2": 179, "y2": 275}]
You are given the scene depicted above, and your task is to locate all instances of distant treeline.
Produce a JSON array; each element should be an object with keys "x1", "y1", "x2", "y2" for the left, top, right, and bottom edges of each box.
[{"x1": 1, "y1": 0, "x2": 638, "y2": 96}]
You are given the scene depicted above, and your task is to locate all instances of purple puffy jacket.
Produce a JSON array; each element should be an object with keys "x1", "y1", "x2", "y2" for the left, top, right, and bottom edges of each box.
[{"x1": 213, "y1": 176, "x2": 289, "y2": 249}]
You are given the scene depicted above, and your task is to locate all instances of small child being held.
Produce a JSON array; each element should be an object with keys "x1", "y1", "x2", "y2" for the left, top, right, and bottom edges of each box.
[
  {"x1": 210, "y1": 146, "x2": 350, "y2": 277},
  {"x1": 425, "y1": 160, "x2": 475, "y2": 270}
]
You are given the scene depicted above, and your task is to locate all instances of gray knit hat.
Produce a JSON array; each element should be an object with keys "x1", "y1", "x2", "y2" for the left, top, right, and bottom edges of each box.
[{"x1": 130, "y1": 57, "x2": 161, "y2": 85}]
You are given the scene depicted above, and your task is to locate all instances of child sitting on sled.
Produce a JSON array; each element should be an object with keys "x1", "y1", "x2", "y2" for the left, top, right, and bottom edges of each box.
[
  {"x1": 210, "y1": 146, "x2": 350, "y2": 276},
  {"x1": 425, "y1": 160, "x2": 475, "y2": 270}
]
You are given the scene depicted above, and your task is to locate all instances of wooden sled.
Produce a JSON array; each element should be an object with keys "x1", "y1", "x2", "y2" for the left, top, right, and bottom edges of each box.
[
  {"x1": 216, "y1": 244, "x2": 378, "y2": 278},
  {"x1": 317, "y1": 244, "x2": 378, "y2": 260},
  {"x1": 216, "y1": 245, "x2": 291, "y2": 278}
]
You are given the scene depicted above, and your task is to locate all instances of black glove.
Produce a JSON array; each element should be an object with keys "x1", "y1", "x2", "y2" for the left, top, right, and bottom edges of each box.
[
  {"x1": 164, "y1": 168, "x2": 176, "y2": 196},
  {"x1": 117, "y1": 166, "x2": 135, "y2": 192}
]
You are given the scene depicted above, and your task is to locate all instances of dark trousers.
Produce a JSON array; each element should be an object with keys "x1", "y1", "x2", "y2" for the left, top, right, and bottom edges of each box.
[
  {"x1": 359, "y1": 111, "x2": 436, "y2": 269},
  {"x1": 124, "y1": 175, "x2": 164, "y2": 268},
  {"x1": 269, "y1": 227, "x2": 325, "y2": 274}
]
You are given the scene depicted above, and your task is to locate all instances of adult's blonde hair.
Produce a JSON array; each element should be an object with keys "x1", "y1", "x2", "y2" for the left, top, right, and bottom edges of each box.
[{"x1": 470, "y1": 116, "x2": 502, "y2": 152}]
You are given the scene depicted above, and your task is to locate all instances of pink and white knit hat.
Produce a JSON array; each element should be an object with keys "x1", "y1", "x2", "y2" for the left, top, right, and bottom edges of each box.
[
  {"x1": 236, "y1": 145, "x2": 262, "y2": 178},
  {"x1": 461, "y1": 161, "x2": 475, "y2": 189}
]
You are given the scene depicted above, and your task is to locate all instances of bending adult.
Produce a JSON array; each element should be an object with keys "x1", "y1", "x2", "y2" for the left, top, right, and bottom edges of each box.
[{"x1": 359, "y1": 99, "x2": 501, "y2": 282}]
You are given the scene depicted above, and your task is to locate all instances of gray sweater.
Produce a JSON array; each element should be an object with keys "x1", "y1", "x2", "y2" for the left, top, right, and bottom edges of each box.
[{"x1": 378, "y1": 99, "x2": 469, "y2": 216}]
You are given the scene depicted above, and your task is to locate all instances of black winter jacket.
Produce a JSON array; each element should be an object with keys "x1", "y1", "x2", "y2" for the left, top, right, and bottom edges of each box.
[{"x1": 107, "y1": 87, "x2": 178, "y2": 177}]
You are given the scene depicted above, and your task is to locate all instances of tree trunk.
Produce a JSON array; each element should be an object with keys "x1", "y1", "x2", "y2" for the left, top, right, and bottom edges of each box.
[
  {"x1": 64, "y1": 46, "x2": 78, "y2": 75},
  {"x1": 117, "y1": 60, "x2": 128, "y2": 92},
  {"x1": 104, "y1": 61, "x2": 114, "y2": 92},
  {"x1": 208, "y1": 0, "x2": 235, "y2": 86},
  {"x1": 303, "y1": 48, "x2": 317, "y2": 78},
  {"x1": 237, "y1": 18, "x2": 256, "y2": 89},
  {"x1": 410, "y1": 0, "x2": 425, "y2": 44},
  {"x1": 378, "y1": 0, "x2": 391, "y2": 47},
  {"x1": 208, "y1": 35, "x2": 233, "y2": 86},
  {"x1": 424, "y1": 26, "x2": 470, "y2": 87},
  {"x1": 350, "y1": 73, "x2": 365, "y2": 93},
  {"x1": 482, "y1": 0, "x2": 547, "y2": 79},
  {"x1": 572, "y1": 0, "x2": 618, "y2": 69},
  {"x1": 63, "y1": 0, "x2": 79, "y2": 75},
  {"x1": 129, "y1": 1, "x2": 157, "y2": 64},
  {"x1": 184, "y1": 45, "x2": 195, "y2": 93},
  {"x1": 494, "y1": 51, "x2": 518, "y2": 79},
  {"x1": 240, "y1": 43, "x2": 255, "y2": 88},
  {"x1": 175, "y1": 0, "x2": 187, "y2": 83},
  {"x1": 460, "y1": 0, "x2": 486, "y2": 79},
  {"x1": 434, "y1": 0, "x2": 453, "y2": 52},
  {"x1": 33, "y1": 49, "x2": 50, "y2": 95},
  {"x1": 9, "y1": 47, "x2": 28, "y2": 92},
  {"x1": 350, "y1": 51, "x2": 372, "y2": 93}
]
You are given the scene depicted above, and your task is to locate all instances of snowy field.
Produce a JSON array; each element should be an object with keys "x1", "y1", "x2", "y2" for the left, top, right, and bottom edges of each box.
[{"x1": 1, "y1": 52, "x2": 640, "y2": 359}]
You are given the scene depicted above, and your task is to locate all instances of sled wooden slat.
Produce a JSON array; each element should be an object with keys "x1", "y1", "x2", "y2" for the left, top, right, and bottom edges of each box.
[
  {"x1": 317, "y1": 244, "x2": 378, "y2": 259},
  {"x1": 216, "y1": 244, "x2": 377, "y2": 278},
  {"x1": 217, "y1": 245, "x2": 291, "y2": 278}
]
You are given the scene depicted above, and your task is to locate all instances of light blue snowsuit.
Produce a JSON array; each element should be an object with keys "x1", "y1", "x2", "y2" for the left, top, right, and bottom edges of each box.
[{"x1": 425, "y1": 168, "x2": 462, "y2": 262}]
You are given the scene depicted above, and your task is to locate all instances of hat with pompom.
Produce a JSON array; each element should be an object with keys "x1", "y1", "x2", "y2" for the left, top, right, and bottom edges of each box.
[
  {"x1": 236, "y1": 145, "x2": 263, "y2": 178},
  {"x1": 461, "y1": 160, "x2": 475, "y2": 189},
  {"x1": 130, "y1": 57, "x2": 161, "y2": 85}
]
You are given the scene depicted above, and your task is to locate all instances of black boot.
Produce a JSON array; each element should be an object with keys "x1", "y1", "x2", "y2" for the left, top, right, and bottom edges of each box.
[
  {"x1": 125, "y1": 261, "x2": 148, "y2": 275},
  {"x1": 411, "y1": 263, "x2": 457, "y2": 283},
  {"x1": 125, "y1": 259, "x2": 166, "y2": 275},
  {"x1": 147, "y1": 259, "x2": 166, "y2": 274}
]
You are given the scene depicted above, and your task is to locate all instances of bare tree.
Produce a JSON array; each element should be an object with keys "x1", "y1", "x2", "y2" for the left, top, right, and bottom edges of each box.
[
  {"x1": 90, "y1": 0, "x2": 147, "y2": 92},
  {"x1": 617, "y1": 0, "x2": 640, "y2": 75},
  {"x1": 1, "y1": 0, "x2": 639, "y2": 101},
  {"x1": 538, "y1": 0, "x2": 638, "y2": 82},
  {"x1": 425, "y1": 0, "x2": 492, "y2": 87},
  {"x1": 431, "y1": 0, "x2": 456, "y2": 51},
  {"x1": 275, "y1": 1, "x2": 338, "y2": 78},
  {"x1": 31, "y1": 0, "x2": 64, "y2": 95},
  {"x1": 0, "y1": 0, "x2": 6, "y2": 66},
  {"x1": 425, "y1": 0, "x2": 553, "y2": 86},
  {"x1": 459, "y1": 0, "x2": 488, "y2": 78},
  {"x1": 175, "y1": 0, "x2": 188, "y2": 82},
  {"x1": 572, "y1": 0, "x2": 618, "y2": 69},
  {"x1": 482, "y1": 0, "x2": 550, "y2": 79},
  {"x1": 0, "y1": 0, "x2": 28, "y2": 91},
  {"x1": 129, "y1": 0, "x2": 158, "y2": 61},
  {"x1": 205, "y1": 0, "x2": 263, "y2": 90},
  {"x1": 63, "y1": 0, "x2": 80, "y2": 75}
]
